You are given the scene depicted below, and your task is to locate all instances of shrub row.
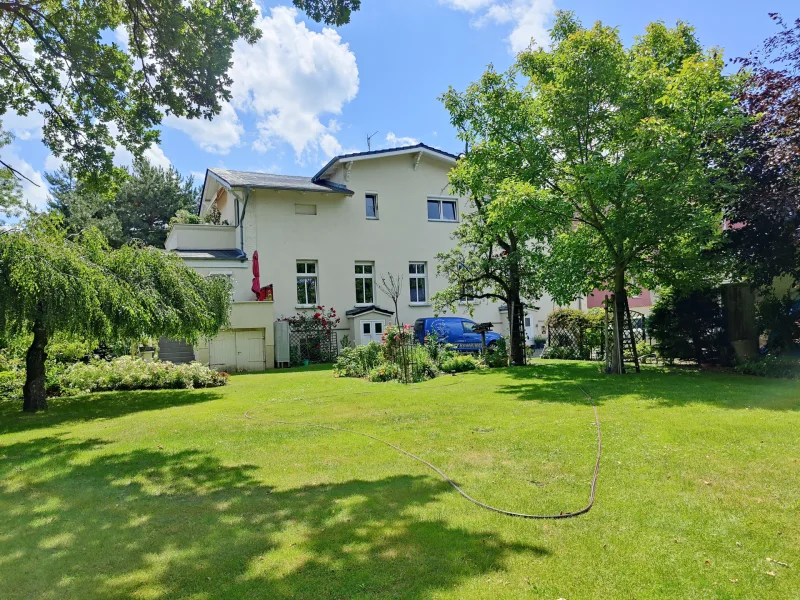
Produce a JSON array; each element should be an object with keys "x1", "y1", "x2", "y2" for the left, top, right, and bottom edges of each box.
[
  {"x1": 334, "y1": 330, "x2": 504, "y2": 383},
  {"x1": 0, "y1": 356, "x2": 228, "y2": 400}
]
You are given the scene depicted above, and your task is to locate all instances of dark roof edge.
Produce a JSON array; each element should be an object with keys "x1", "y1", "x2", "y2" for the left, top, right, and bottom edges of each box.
[
  {"x1": 172, "y1": 248, "x2": 248, "y2": 261},
  {"x1": 345, "y1": 304, "x2": 395, "y2": 317},
  {"x1": 312, "y1": 143, "x2": 459, "y2": 183}
]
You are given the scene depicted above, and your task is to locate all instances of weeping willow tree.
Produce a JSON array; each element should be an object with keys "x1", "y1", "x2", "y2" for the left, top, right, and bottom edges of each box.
[{"x1": 0, "y1": 216, "x2": 231, "y2": 412}]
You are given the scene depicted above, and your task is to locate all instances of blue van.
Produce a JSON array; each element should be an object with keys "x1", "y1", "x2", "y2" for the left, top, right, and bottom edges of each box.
[{"x1": 414, "y1": 317, "x2": 501, "y2": 352}]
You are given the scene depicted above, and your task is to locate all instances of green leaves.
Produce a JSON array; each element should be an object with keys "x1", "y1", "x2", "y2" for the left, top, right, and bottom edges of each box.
[
  {"x1": 0, "y1": 0, "x2": 361, "y2": 178},
  {"x1": 0, "y1": 215, "x2": 231, "y2": 345}
]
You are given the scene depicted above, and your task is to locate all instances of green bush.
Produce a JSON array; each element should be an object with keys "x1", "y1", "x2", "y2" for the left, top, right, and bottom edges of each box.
[
  {"x1": 368, "y1": 362, "x2": 401, "y2": 382},
  {"x1": 485, "y1": 337, "x2": 508, "y2": 368},
  {"x1": 540, "y1": 346, "x2": 588, "y2": 360},
  {"x1": 734, "y1": 354, "x2": 800, "y2": 379},
  {"x1": 440, "y1": 354, "x2": 480, "y2": 373},
  {"x1": 59, "y1": 356, "x2": 228, "y2": 395},
  {"x1": 411, "y1": 347, "x2": 439, "y2": 381},
  {"x1": 648, "y1": 287, "x2": 732, "y2": 365},
  {"x1": 0, "y1": 369, "x2": 23, "y2": 400},
  {"x1": 756, "y1": 291, "x2": 799, "y2": 352},
  {"x1": 333, "y1": 342, "x2": 382, "y2": 378}
]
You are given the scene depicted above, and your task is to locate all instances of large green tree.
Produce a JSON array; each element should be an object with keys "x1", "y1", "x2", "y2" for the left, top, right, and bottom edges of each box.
[
  {"x1": 436, "y1": 69, "x2": 562, "y2": 365},
  {"x1": 47, "y1": 159, "x2": 197, "y2": 247},
  {"x1": 444, "y1": 12, "x2": 747, "y2": 372},
  {"x1": 0, "y1": 123, "x2": 24, "y2": 224},
  {"x1": 0, "y1": 216, "x2": 231, "y2": 412},
  {"x1": 0, "y1": 0, "x2": 361, "y2": 178}
]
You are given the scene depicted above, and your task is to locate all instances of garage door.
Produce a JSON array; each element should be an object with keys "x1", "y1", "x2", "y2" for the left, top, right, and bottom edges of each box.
[
  {"x1": 209, "y1": 331, "x2": 237, "y2": 371},
  {"x1": 209, "y1": 330, "x2": 266, "y2": 372},
  {"x1": 234, "y1": 329, "x2": 265, "y2": 371}
]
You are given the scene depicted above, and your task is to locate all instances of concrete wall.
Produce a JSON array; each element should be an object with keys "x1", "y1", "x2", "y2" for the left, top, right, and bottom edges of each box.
[{"x1": 165, "y1": 224, "x2": 237, "y2": 251}]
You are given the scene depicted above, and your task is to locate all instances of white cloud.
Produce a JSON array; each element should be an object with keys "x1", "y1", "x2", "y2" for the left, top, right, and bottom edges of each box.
[
  {"x1": 232, "y1": 6, "x2": 359, "y2": 161},
  {"x1": 164, "y1": 103, "x2": 244, "y2": 155},
  {"x1": 43, "y1": 153, "x2": 64, "y2": 172},
  {"x1": 1, "y1": 110, "x2": 44, "y2": 141},
  {"x1": 108, "y1": 123, "x2": 171, "y2": 169},
  {"x1": 385, "y1": 132, "x2": 419, "y2": 148},
  {"x1": 164, "y1": 6, "x2": 358, "y2": 162},
  {"x1": 439, "y1": 0, "x2": 495, "y2": 11},
  {"x1": 164, "y1": 6, "x2": 359, "y2": 161},
  {"x1": 445, "y1": 0, "x2": 555, "y2": 54},
  {"x1": 2, "y1": 146, "x2": 49, "y2": 209}
]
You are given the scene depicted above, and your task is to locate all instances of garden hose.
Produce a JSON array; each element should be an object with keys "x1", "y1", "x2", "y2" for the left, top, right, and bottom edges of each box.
[{"x1": 244, "y1": 380, "x2": 601, "y2": 520}]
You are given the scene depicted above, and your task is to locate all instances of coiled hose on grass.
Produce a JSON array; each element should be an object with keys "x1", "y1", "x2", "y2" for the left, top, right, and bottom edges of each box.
[{"x1": 244, "y1": 380, "x2": 601, "y2": 520}]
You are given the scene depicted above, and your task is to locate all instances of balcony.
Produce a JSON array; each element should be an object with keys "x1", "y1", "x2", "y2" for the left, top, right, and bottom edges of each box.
[{"x1": 165, "y1": 224, "x2": 238, "y2": 251}]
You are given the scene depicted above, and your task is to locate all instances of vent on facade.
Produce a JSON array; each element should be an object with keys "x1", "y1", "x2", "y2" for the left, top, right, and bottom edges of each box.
[{"x1": 295, "y1": 203, "x2": 317, "y2": 215}]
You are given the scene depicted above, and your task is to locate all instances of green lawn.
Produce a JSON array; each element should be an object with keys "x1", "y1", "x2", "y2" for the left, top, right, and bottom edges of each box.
[{"x1": 1, "y1": 362, "x2": 798, "y2": 599}]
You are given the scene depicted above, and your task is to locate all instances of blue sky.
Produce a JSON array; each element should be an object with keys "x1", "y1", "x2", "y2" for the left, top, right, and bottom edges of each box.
[{"x1": 4, "y1": 0, "x2": 798, "y2": 208}]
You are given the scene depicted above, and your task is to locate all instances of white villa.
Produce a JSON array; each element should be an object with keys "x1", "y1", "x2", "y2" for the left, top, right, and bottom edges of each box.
[{"x1": 165, "y1": 144, "x2": 578, "y2": 371}]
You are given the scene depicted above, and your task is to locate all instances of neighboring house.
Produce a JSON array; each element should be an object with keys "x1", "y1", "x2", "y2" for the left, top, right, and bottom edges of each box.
[
  {"x1": 587, "y1": 289, "x2": 658, "y2": 316},
  {"x1": 166, "y1": 143, "x2": 578, "y2": 371}
]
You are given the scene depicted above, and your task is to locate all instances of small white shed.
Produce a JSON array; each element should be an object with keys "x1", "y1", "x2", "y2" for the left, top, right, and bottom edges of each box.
[{"x1": 345, "y1": 305, "x2": 395, "y2": 347}]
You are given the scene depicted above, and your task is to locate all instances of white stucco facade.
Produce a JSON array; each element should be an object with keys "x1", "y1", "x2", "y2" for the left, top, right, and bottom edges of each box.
[{"x1": 169, "y1": 144, "x2": 579, "y2": 369}]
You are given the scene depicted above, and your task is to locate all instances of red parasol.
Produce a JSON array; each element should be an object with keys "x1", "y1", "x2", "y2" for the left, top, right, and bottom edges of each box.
[{"x1": 251, "y1": 251, "x2": 261, "y2": 299}]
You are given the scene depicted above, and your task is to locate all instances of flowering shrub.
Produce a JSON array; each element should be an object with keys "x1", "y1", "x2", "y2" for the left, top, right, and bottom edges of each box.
[
  {"x1": 368, "y1": 362, "x2": 401, "y2": 382},
  {"x1": 281, "y1": 305, "x2": 340, "y2": 333},
  {"x1": 381, "y1": 323, "x2": 413, "y2": 352},
  {"x1": 59, "y1": 356, "x2": 228, "y2": 395}
]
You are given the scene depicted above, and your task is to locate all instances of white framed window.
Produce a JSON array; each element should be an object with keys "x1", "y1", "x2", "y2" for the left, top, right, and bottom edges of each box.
[
  {"x1": 365, "y1": 193, "x2": 378, "y2": 219},
  {"x1": 355, "y1": 262, "x2": 375, "y2": 305},
  {"x1": 427, "y1": 196, "x2": 458, "y2": 222},
  {"x1": 460, "y1": 284, "x2": 476, "y2": 304},
  {"x1": 409, "y1": 262, "x2": 427, "y2": 304},
  {"x1": 296, "y1": 260, "x2": 318, "y2": 306}
]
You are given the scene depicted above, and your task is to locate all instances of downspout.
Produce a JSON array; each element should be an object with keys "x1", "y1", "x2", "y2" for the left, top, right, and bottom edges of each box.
[{"x1": 238, "y1": 185, "x2": 251, "y2": 252}]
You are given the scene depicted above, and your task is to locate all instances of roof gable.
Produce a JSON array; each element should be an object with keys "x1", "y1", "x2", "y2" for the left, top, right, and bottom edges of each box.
[{"x1": 312, "y1": 143, "x2": 459, "y2": 182}]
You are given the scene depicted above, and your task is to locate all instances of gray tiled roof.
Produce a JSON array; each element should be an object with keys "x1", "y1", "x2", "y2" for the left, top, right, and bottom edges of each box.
[
  {"x1": 208, "y1": 168, "x2": 352, "y2": 194},
  {"x1": 173, "y1": 249, "x2": 247, "y2": 261}
]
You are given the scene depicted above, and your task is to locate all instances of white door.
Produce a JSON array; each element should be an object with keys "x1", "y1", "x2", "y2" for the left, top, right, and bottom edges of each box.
[
  {"x1": 524, "y1": 316, "x2": 533, "y2": 346},
  {"x1": 360, "y1": 320, "x2": 384, "y2": 345},
  {"x1": 210, "y1": 331, "x2": 237, "y2": 371},
  {"x1": 235, "y1": 330, "x2": 266, "y2": 372}
]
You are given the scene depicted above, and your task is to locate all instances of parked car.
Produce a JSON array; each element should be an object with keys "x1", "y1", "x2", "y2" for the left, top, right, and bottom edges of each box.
[{"x1": 414, "y1": 317, "x2": 501, "y2": 352}]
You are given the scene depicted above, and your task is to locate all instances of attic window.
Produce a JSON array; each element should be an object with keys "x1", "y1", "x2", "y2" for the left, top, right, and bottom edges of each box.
[{"x1": 295, "y1": 204, "x2": 317, "y2": 215}]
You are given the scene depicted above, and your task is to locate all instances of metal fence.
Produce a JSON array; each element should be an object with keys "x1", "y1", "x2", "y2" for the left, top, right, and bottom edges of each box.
[
  {"x1": 543, "y1": 322, "x2": 605, "y2": 361},
  {"x1": 288, "y1": 324, "x2": 338, "y2": 365},
  {"x1": 383, "y1": 337, "x2": 425, "y2": 384}
]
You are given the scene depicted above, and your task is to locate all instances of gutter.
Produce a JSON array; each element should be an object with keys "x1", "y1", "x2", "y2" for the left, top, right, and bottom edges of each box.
[{"x1": 238, "y1": 185, "x2": 251, "y2": 252}]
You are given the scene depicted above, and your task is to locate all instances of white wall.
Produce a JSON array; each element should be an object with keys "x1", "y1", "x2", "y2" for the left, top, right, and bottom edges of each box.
[{"x1": 208, "y1": 152, "x2": 576, "y2": 344}]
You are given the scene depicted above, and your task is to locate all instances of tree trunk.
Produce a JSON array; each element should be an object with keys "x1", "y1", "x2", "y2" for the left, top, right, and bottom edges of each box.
[
  {"x1": 610, "y1": 266, "x2": 628, "y2": 374},
  {"x1": 506, "y1": 294, "x2": 526, "y2": 366},
  {"x1": 23, "y1": 320, "x2": 49, "y2": 413}
]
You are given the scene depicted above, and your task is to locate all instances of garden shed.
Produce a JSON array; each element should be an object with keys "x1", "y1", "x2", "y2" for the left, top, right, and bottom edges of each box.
[{"x1": 346, "y1": 305, "x2": 395, "y2": 347}]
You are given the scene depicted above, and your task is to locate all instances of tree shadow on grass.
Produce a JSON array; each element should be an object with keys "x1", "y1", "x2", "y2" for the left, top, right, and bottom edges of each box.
[
  {"x1": 493, "y1": 361, "x2": 800, "y2": 411},
  {"x1": 0, "y1": 387, "x2": 225, "y2": 436},
  {"x1": 0, "y1": 435, "x2": 548, "y2": 600}
]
